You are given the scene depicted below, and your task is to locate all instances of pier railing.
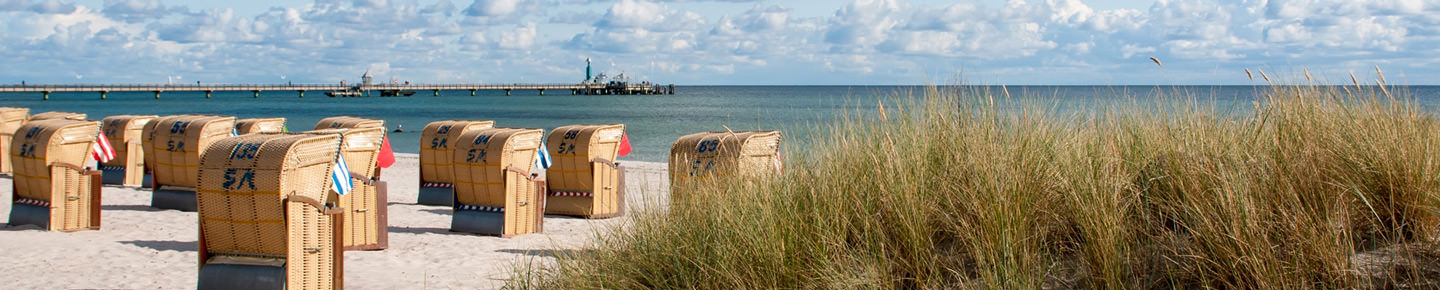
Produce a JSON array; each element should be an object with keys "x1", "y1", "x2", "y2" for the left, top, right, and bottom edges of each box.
[{"x1": 0, "y1": 82, "x2": 675, "y2": 97}]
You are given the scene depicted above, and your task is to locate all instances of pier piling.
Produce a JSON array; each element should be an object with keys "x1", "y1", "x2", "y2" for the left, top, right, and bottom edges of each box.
[
  {"x1": 470, "y1": 90, "x2": 476, "y2": 96},
  {"x1": 43, "y1": 91, "x2": 51, "y2": 100},
  {"x1": 505, "y1": 89, "x2": 511, "y2": 96},
  {"x1": 205, "y1": 91, "x2": 212, "y2": 99},
  {"x1": 100, "y1": 91, "x2": 107, "y2": 100},
  {"x1": 538, "y1": 89, "x2": 545, "y2": 95},
  {"x1": 252, "y1": 90, "x2": 260, "y2": 98},
  {"x1": 153, "y1": 91, "x2": 161, "y2": 99},
  {"x1": 433, "y1": 89, "x2": 439, "y2": 96},
  {"x1": 298, "y1": 90, "x2": 305, "y2": 98}
]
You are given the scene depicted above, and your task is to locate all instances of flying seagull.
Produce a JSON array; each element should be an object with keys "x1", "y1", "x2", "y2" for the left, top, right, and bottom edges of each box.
[{"x1": 1149, "y1": 57, "x2": 1162, "y2": 67}]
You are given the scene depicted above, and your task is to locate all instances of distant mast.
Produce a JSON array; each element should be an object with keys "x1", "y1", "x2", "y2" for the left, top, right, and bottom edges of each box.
[{"x1": 585, "y1": 58, "x2": 592, "y2": 82}]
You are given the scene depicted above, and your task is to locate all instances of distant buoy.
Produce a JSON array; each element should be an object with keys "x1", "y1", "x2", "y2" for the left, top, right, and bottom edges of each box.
[{"x1": 393, "y1": 125, "x2": 404, "y2": 133}]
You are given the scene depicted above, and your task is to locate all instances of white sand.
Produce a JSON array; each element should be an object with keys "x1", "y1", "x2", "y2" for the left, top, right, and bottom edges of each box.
[{"x1": 0, "y1": 153, "x2": 670, "y2": 289}]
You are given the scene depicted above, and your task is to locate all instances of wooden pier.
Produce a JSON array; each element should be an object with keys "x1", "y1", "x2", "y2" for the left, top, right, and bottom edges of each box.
[{"x1": 0, "y1": 82, "x2": 676, "y2": 100}]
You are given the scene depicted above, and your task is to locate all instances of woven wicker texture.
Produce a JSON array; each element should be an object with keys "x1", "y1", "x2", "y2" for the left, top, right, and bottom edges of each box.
[
  {"x1": 10, "y1": 119, "x2": 100, "y2": 231},
  {"x1": 669, "y1": 130, "x2": 782, "y2": 187},
  {"x1": 453, "y1": 128, "x2": 543, "y2": 236},
  {"x1": 314, "y1": 116, "x2": 384, "y2": 130},
  {"x1": 0, "y1": 107, "x2": 29, "y2": 174},
  {"x1": 196, "y1": 133, "x2": 339, "y2": 289},
  {"x1": 145, "y1": 115, "x2": 236, "y2": 188},
  {"x1": 29, "y1": 111, "x2": 86, "y2": 121},
  {"x1": 100, "y1": 115, "x2": 157, "y2": 168},
  {"x1": 235, "y1": 118, "x2": 287, "y2": 135},
  {"x1": 544, "y1": 124, "x2": 624, "y2": 217},
  {"x1": 306, "y1": 127, "x2": 385, "y2": 248},
  {"x1": 420, "y1": 120, "x2": 494, "y2": 184}
]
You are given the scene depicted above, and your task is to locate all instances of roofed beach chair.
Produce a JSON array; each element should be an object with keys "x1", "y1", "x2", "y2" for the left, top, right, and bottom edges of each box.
[
  {"x1": 234, "y1": 118, "x2": 286, "y2": 135},
  {"x1": 8, "y1": 119, "x2": 103, "y2": 231},
  {"x1": 669, "y1": 130, "x2": 783, "y2": 198},
  {"x1": 29, "y1": 111, "x2": 86, "y2": 121},
  {"x1": 195, "y1": 133, "x2": 344, "y2": 290},
  {"x1": 543, "y1": 124, "x2": 626, "y2": 218},
  {"x1": 0, "y1": 107, "x2": 29, "y2": 175},
  {"x1": 313, "y1": 116, "x2": 387, "y2": 178},
  {"x1": 314, "y1": 116, "x2": 384, "y2": 130},
  {"x1": 307, "y1": 127, "x2": 389, "y2": 251},
  {"x1": 450, "y1": 128, "x2": 547, "y2": 237},
  {"x1": 417, "y1": 120, "x2": 495, "y2": 206},
  {"x1": 99, "y1": 115, "x2": 157, "y2": 187},
  {"x1": 144, "y1": 114, "x2": 236, "y2": 211}
]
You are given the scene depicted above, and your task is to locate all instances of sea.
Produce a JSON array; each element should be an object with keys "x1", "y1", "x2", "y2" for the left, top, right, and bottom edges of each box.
[{"x1": 4, "y1": 85, "x2": 1439, "y2": 162}]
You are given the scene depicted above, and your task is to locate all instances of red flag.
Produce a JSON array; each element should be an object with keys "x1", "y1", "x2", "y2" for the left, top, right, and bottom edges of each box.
[
  {"x1": 92, "y1": 132, "x2": 115, "y2": 163},
  {"x1": 377, "y1": 135, "x2": 395, "y2": 168},
  {"x1": 617, "y1": 132, "x2": 632, "y2": 157}
]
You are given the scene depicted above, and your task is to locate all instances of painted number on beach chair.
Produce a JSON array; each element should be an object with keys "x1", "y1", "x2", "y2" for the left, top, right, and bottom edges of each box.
[
  {"x1": 563, "y1": 129, "x2": 579, "y2": 140},
  {"x1": 465, "y1": 149, "x2": 487, "y2": 163},
  {"x1": 557, "y1": 142, "x2": 575, "y2": 154},
  {"x1": 222, "y1": 168, "x2": 257, "y2": 190},
  {"x1": 430, "y1": 138, "x2": 448, "y2": 149},
  {"x1": 689, "y1": 159, "x2": 716, "y2": 176},
  {"x1": 473, "y1": 134, "x2": 492, "y2": 145},
  {"x1": 23, "y1": 127, "x2": 40, "y2": 138},
  {"x1": 18, "y1": 143, "x2": 36, "y2": 158},
  {"x1": 170, "y1": 121, "x2": 189, "y2": 135},
  {"x1": 697, "y1": 139, "x2": 720, "y2": 153},
  {"x1": 166, "y1": 140, "x2": 185, "y2": 152},
  {"x1": 229, "y1": 143, "x2": 261, "y2": 160}
]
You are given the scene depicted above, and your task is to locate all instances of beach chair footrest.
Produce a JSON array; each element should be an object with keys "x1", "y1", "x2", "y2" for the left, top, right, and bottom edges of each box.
[
  {"x1": 100, "y1": 167, "x2": 125, "y2": 185},
  {"x1": 152, "y1": 188, "x2": 197, "y2": 212},
  {"x1": 197, "y1": 263, "x2": 286, "y2": 290},
  {"x1": 416, "y1": 186, "x2": 453, "y2": 206},
  {"x1": 8, "y1": 203, "x2": 50, "y2": 229},
  {"x1": 450, "y1": 210, "x2": 504, "y2": 236}
]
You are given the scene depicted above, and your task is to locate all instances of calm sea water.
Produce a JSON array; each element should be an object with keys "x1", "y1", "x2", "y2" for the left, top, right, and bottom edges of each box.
[{"x1": 3, "y1": 85, "x2": 1438, "y2": 162}]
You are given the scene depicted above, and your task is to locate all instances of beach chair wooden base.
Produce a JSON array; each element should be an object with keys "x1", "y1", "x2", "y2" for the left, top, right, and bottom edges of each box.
[
  {"x1": 197, "y1": 263, "x2": 287, "y2": 290},
  {"x1": 343, "y1": 181, "x2": 389, "y2": 251},
  {"x1": 8, "y1": 170, "x2": 102, "y2": 231},
  {"x1": 416, "y1": 185, "x2": 453, "y2": 206},
  {"x1": 101, "y1": 167, "x2": 151, "y2": 187},
  {"x1": 546, "y1": 169, "x2": 627, "y2": 219},
  {"x1": 151, "y1": 186, "x2": 197, "y2": 212}
]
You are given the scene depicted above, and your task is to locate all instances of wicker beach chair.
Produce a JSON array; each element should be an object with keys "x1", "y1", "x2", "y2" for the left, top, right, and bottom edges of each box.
[
  {"x1": 543, "y1": 124, "x2": 626, "y2": 218},
  {"x1": 417, "y1": 120, "x2": 495, "y2": 206},
  {"x1": 29, "y1": 111, "x2": 87, "y2": 121},
  {"x1": 450, "y1": 128, "x2": 547, "y2": 237},
  {"x1": 314, "y1": 116, "x2": 384, "y2": 130},
  {"x1": 306, "y1": 127, "x2": 389, "y2": 251},
  {"x1": 144, "y1": 114, "x2": 236, "y2": 211},
  {"x1": 669, "y1": 130, "x2": 783, "y2": 197},
  {"x1": 0, "y1": 107, "x2": 28, "y2": 175},
  {"x1": 99, "y1": 115, "x2": 157, "y2": 187},
  {"x1": 8, "y1": 119, "x2": 103, "y2": 231},
  {"x1": 312, "y1": 116, "x2": 387, "y2": 178},
  {"x1": 195, "y1": 133, "x2": 344, "y2": 290},
  {"x1": 234, "y1": 118, "x2": 286, "y2": 135}
]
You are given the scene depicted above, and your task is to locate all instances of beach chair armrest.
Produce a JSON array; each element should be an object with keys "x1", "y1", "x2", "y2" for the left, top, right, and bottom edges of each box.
[
  {"x1": 505, "y1": 165, "x2": 540, "y2": 182},
  {"x1": 286, "y1": 194, "x2": 329, "y2": 212},
  {"x1": 52, "y1": 161, "x2": 86, "y2": 172},
  {"x1": 349, "y1": 172, "x2": 375, "y2": 186},
  {"x1": 591, "y1": 157, "x2": 619, "y2": 170}
]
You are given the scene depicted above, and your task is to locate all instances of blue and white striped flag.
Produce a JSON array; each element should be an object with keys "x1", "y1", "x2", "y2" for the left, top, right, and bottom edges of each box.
[
  {"x1": 331, "y1": 155, "x2": 353, "y2": 195},
  {"x1": 535, "y1": 141, "x2": 551, "y2": 169},
  {"x1": 231, "y1": 128, "x2": 239, "y2": 137}
]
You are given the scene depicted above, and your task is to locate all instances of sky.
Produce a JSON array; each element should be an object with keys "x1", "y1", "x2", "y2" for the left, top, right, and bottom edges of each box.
[{"x1": 0, "y1": 0, "x2": 1435, "y2": 85}]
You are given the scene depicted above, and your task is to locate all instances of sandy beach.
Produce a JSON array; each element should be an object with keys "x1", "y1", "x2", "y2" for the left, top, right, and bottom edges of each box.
[{"x1": 0, "y1": 153, "x2": 669, "y2": 289}]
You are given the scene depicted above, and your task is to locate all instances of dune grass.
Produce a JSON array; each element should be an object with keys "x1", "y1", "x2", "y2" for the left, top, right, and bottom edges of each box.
[{"x1": 511, "y1": 76, "x2": 1440, "y2": 289}]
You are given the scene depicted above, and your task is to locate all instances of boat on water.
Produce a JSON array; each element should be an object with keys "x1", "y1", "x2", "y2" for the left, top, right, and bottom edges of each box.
[{"x1": 326, "y1": 71, "x2": 415, "y2": 97}]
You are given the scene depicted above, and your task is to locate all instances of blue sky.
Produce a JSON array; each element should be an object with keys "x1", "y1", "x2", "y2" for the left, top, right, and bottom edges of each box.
[{"x1": 0, "y1": 0, "x2": 1433, "y2": 85}]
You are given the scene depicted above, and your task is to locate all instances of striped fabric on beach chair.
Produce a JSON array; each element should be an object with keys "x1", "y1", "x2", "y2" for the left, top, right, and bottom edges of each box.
[
  {"x1": 450, "y1": 128, "x2": 546, "y2": 237},
  {"x1": 543, "y1": 124, "x2": 627, "y2": 219},
  {"x1": 99, "y1": 115, "x2": 157, "y2": 187},
  {"x1": 416, "y1": 120, "x2": 494, "y2": 206},
  {"x1": 8, "y1": 119, "x2": 103, "y2": 231},
  {"x1": 143, "y1": 114, "x2": 236, "y2": 211},
  {"x1": 195, "y1": 133, "x2": 344, "y2": 290}
]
